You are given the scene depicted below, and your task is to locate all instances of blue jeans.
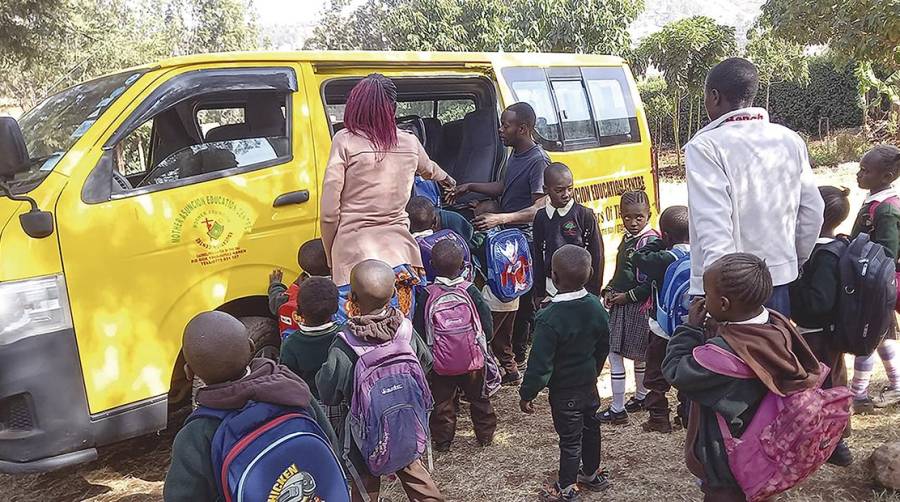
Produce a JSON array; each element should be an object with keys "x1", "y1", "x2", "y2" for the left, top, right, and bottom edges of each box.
[{"x1": 765, "y1": 285, "x2": 791, "y2": 317}]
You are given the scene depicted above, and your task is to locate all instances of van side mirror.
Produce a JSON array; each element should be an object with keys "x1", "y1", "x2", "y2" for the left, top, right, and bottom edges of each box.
[
  {"x1": 19, "y1": 209, "x2": 54, "y2": 238},
  {"x1": 0, "y1": 116, "x2": 54, "y2": 239}
]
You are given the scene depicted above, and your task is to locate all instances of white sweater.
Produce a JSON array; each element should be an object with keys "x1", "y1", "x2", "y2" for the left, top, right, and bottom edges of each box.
[{"x1": 685, "y1": 107, "x2": 824, "y2": 294}]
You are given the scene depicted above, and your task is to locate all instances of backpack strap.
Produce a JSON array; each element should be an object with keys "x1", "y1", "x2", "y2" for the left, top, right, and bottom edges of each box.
[
  {"x1": 868, "y1": 195, "x2": 900, "y2": 221},
  {"x1": 692, "y1": 343, "x2": 756, "y2": 379}
]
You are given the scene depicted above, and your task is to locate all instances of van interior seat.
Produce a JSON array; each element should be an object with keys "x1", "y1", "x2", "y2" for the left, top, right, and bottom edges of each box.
[
  {"x1": 422, "y1": 117, "x2": 443, "y2": 158},
  {"x1": 435, "y1": 118, "x2": 464, "y2": 172},
  {"x1": 204, "y1": 97, "x2": 285, "y2": 143},
  {"x1": 439, "y1": 109, "x2": 502, "y2": 195}
]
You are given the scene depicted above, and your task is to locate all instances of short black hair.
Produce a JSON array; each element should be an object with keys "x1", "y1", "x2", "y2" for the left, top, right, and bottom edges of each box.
[
  {"x1": 620, "y1": 190, "x2": 650, "y2": 211},
  {"x1": 406, "y1": 196, "x2": 437, "y2": 233},
  {"x1": 710, "y1": 253, "x2": 773, "y2": 308},
  {"x1": 819, "y1": 186, "x2": 851, "y2": 231},
  {"x1": 544, "y1": 162, "x2": 573, "y2": 186},
  {"x1": 297, "y1": 277, "x2": 338, "y2": 326},
  {"x1": 506, "y1": 102, "x2": 536, "y2": 130},
  {"x1": 551, "y1": 245, "x2": 592, "y2": 290},
  {"x1": 299, "y1": 239, "x2": 330, "y2": 277},
  {"x1": 431, "y1": 239, "x2": 465, "y2": 279},
  {"x1": 706, "y1": 57, "x2": 760, "y2": 106},
  {"x1": 660, "y1": 206, "x2": 689, "y2": 243},
  {"x1": 863, "y1": 144, "x2": 900, "y2": 182}
]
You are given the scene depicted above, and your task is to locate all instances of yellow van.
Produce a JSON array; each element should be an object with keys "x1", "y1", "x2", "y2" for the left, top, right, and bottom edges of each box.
[{"x1": 0, "y1": 51, "x2": 655, "y2": 472}]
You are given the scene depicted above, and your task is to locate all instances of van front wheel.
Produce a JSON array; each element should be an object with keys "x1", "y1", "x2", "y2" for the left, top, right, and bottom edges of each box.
[{"x1": 239, "y1": 316, "x2": 281, "y2": 361}]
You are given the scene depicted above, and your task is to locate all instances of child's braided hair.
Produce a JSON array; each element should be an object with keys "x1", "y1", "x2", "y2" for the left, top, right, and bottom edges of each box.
[
  {"x1": 713, "y1": 253, "x2": 773, "y2": 308},
  {"x1": 620, "y1": 190, "x2": 650, "y2": 211},
  {"x1": 819, "y1": 186, "x2": 851, "y2": 231},
  {"x1": 863, "y1": 144, "x2": 900, "y2": 182}
]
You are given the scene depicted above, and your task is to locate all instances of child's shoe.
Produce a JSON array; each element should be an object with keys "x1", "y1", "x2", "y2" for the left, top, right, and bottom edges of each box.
[
  {"x1": 596, "y1": 407, "x2": 629, "y2": 425},
  {"x1": 540, "y1": 482, "x2": 580, "y2": 501},
  {"x1": 641, "y1": 417, "x2": 673, "y2": 434},
  {"x1": 853, "y1": 396, "x2": 875, "y2": 414},
  {"x1": 433, "y1": 441, "x2": 452, "y2": 453},
  {"x1": 624, "y1": 396, "x2": 646, "y2": 412},
  {"x1": 501, "y1": 371, "x2": 523, "y2": 386},
  {"x1": 874, "y1": 386, "x2": 900, "y2": 408},
  {"x1": 826, "y1": 439, "x2": 853, "y2": 467},
  {"x1": 576, "y1": 469, "x2": 610, "y2": 492}
]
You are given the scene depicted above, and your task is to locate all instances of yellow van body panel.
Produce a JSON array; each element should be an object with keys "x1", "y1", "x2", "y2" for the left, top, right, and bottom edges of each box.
[
  {"x1": 53, "y1": 62, "x2": 318, "y2": 413},
  {"x1": 0, "y1": 172, "x2": 67, "y2": 281}
]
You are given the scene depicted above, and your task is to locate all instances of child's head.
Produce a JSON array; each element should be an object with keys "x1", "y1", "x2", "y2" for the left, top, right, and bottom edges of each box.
[
  {"x1": 349, "y1": 259, "x2": 396, "y2": 315},
  {"x1": 857, "y1": 144, "x2": 900, "y2": 192},
  {"x1": 819, "y1": 186, "x2": 851, "y2": 235},
  {"x1": 620, "y1": 190, "x2": 651, "y2": 235},
  {"x1": 474, "y1": 199, "x2": 499, "y2": 216},
  {"x1": 299, "y1": 239, "x2": 330, "y2": 277},
  {"x1": 543, "y1": 162, "x2": 575, "y2": 209},
  {"x1": 659, "y1": 205, "x2": 689, "y2": 247},
  {"x1": 407, "y1": 196, "x2": 438, "y2": 233},
  {"x1": 297, "y1": 277, "x2": 339, "y2": 326},
  {"x1": 703, "y1": 253, "x2": 773, "y2": 322},
  {"x1": 430, "y1": 239, "x2": 465, "y2": 280},
  {"x1": 182, "y1": 311, "x2": 252, "y2": 385},
  {"x1": 551, "y1": 245, "x2": 592, "y2": 292}
]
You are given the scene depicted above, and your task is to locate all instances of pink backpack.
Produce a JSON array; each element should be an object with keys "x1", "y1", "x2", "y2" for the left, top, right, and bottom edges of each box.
[
  {"x1": 424, "y1": 282, "x2": 485, "y2": 376},
  {"x1": 693, "y1": 343, "x2": 852, "y2": 502}
]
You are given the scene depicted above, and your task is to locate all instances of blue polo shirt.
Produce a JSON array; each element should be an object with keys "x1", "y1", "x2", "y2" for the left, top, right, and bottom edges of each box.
[{"x1": 500, "y1": 144, "x2": 550, "y2": 237}]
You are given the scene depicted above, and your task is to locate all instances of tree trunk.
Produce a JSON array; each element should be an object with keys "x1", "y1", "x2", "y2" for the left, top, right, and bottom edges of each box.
[
  {"x1": 688, "y1": 98, "x2": 694, "y2": 139},
  {"x1": 673, "y1": 91, "x2": 682, "y2": 169},
  {"x1": 766, "y1": 82, "x2": 771, "y2": 111}
]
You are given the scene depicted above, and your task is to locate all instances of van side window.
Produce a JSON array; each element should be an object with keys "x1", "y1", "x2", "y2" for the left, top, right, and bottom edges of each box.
[
  {"x1": 582, "y1": 67, "x2": 641, "y2": 146},
  {"x1": 437, "y1": 99, "x2": 475, "y2": 122},
  {"x1": 504, "y1": 68, "x2": 561, "y2": 148},
  {"x1": 550, "y1": 80, "x2": 595, "y2": 144}
]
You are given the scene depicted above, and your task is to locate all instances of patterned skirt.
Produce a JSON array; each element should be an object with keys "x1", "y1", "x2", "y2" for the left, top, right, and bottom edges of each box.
[
  {"x1": 336, "y1": 264, "x2": 423, "y2": 323},
  {"x1": 609, "y1": 302, "x2": 650, "y2": 361}
]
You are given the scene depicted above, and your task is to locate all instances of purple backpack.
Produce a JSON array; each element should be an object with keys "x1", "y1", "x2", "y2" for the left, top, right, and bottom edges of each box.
[
  {"x1": 417, "y1": 229, "x2": 474, "y2": 283},
  {"x1": 424, "y1": 282, "x2": 485, "y2": 376},
  {"x1": 693, "y1": 343, "x2": 852, "y2": 502},
  {"x1": 338, "y1": 319, "x2": 433, "y2": 478}
]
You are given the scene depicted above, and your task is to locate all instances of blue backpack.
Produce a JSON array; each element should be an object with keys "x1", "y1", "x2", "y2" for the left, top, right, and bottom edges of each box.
[
  {"x1": 653, "y1": 249, "x2": 691, "y2": 338},
  {"x1": 413, "y1": 176, "x2": 441, "y2": 207},
  {"x1": 485, "y1": 228, "x2": 533, "y2": 302},
  {"x1": 188, "y1": 401, "x2": 350, "y2": 502},
  {"x1": 417, "y1": 229, "x2": 474, "y2": 283}
]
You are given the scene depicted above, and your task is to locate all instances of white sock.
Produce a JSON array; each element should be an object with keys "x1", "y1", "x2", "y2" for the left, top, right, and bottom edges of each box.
[
  {"x1": 609, "y1": 352, "x2": 626, "y2": 412},
  {"x1": 634, "y1": 360, "x2": 648, "y2": 400}
]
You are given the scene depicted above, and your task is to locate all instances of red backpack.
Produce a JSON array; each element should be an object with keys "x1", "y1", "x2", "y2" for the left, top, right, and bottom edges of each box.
[{"x1": 277, "y1": 283, "x2": 301, "y2": 336}]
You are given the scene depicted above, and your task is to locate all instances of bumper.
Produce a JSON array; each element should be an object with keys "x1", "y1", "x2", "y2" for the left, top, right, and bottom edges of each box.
[{"x1": 0, "y1": 328, "x2": 167, "y2": 473}]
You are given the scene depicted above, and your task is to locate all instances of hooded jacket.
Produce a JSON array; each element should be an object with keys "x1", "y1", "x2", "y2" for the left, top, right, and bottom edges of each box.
[
  {"x1": 163, "y1": 359, "x2": 337, "y2": 502},
  {"x1": 685, "y1": 107, "x2": 824, "y2": 294}
]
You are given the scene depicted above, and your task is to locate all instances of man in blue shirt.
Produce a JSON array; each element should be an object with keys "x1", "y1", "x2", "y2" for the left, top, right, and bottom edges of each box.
[{"x1": 453, "y1": 102, "x2": 550, "y2": 372}]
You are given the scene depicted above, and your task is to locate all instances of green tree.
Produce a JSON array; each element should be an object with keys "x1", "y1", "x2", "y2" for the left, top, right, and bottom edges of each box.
[
  {"x1": 745, "y1": 27, "x2": 810, "y2": 110},
  {"x1": 1, "y1": 0, "x2": 71, "y2": 62},
  {"x1": 635, "y1": 16, "x2": 737, "y2": 166}
]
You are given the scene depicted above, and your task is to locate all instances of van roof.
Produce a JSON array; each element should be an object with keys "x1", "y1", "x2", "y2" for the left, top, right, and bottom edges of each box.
[{"x1": 154, "y1": 50, "x2": 626, "y2": 70}]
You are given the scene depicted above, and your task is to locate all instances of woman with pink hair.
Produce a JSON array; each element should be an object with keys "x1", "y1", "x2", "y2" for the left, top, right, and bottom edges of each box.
[{"x1": 321, "y1": 74, "x2": 455, "y2": 319}]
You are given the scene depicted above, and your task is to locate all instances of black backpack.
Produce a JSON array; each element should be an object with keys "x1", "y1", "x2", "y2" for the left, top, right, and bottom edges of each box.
[{"x1": 817, "y1": 234, "x2": 896, "y2": 355}]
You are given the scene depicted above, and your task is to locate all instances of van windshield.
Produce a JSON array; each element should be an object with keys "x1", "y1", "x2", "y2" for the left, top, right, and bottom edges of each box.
[{"x1": 10, "y1": 70, "x2": 145, "y2": 193}]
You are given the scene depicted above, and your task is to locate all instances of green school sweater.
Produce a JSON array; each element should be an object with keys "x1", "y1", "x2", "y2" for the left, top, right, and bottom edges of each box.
[
  {"x1": 519, "y1": 294, "x2": 610, "y2": 401},
  {"x1": 279, "y1": 323, "x2": 343, "y2": 399},
  {"x1": 851, "y1": 199, "x2": 900, "y2": 259},
  {"x1": 604, "y1": 231, "x2": 659, "y2": 303}
]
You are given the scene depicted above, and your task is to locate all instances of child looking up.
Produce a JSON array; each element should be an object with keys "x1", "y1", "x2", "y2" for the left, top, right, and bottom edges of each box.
[
  {"x1": 269, "y1": 238, "x2": 332, "y2": 335},
  {"x1": 533, "y1": 162, "x2": 604, "y2": 305},
  {"x1": 631, "y1": 205, "x2": 689, "y2": 433},
  {"x1": 789, "y1": 186, "x2": 854, "y2": 465},
  {"x1": 851, "y1": 144, "x2": 900, "y2": 411},
  {"x1": 317, "y1": 260, "x2": 442, "y2": 502},
  {"x1": 599, "y1": 190, "x2": 659, "y2": 424},
  {"x1": 414, "y1": 239, "x2": 496, "y2": 452},
  {"x1": 407, "y1": 195, "x2": 474, "y2": 245},
  {"x1": 520, "y1": 245, "x2": 611, "y2": 501},
  {"x1": 164, "y1": 311, "x2": 337, "y2": 501},
  {"x1": 664, "y1": 253, "x2": 822, "y2": 502}
]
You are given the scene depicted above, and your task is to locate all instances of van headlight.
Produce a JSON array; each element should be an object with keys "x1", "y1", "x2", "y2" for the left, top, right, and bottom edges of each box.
[{"x1": 0, "y1": 275, "x2": 73, "y2": 344}]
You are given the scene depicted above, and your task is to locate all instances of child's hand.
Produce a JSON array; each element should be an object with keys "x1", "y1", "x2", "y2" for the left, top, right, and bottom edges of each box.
[
  {"x1": 533, "y1": 295, "x2": 547, "y2": 310},
  {"x1": 687, "y1": 298, "x2": 708, "y2": 328},
  {"x1": 269, "y1": 269, "x2": 284, "y2": 285},
  {"x1": 474, "y1": 213, "x2": 505, "y2": 231},
  {"x1": 519, "y1": 399, "x2": 535, "y2": 414},
  {"x1": 608, "y1": 293, "x2": 628, "y2": 306}
]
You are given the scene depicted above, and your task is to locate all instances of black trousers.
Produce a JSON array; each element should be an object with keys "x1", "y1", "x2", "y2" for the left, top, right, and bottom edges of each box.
[
  {"x1": 513, "y1": 240, "x2": 538, "y2": 362},
  {"x1": 549, "y1": 385, "x2": 602, "y2": 488}
]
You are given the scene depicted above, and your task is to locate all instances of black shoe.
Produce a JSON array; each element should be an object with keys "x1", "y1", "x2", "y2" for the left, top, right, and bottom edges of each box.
[
  {"x1": 624, "y1": 396, "x2": 646, "y2": 413},
  {"x1": 433, "y1": 442, "x2": 451, "y2": 453},
  {"x1": 501, "y1": 371, "x2": 522, "y2": 386},
  {"x1": 827, "y1": 440, "x2": 853, "y2": 467},
  {"x1": 576, "y1": 469, "x2": 610, "y2": 492},
  {"x1": 540, "y1": 482, "x2": 580, "y2": 501},
  {"x1": 596, "y1": 407, "x2": 629, "y2": 425}
]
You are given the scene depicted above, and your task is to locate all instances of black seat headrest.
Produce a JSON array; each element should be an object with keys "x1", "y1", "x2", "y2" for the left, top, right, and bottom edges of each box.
[{"x1": 0, "y1": 117, "x2": 29, "y2": 179}]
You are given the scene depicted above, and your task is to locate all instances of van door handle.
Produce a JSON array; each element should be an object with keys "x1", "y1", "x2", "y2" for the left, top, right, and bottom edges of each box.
[{"x1": 273, "y1": 190, "x2": 310, "y2": 207}]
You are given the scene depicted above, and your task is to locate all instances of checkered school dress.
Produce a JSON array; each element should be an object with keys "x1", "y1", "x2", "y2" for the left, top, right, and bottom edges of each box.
[{"x1": 609, "y1": 301, "x2": 650, "y2": 361}]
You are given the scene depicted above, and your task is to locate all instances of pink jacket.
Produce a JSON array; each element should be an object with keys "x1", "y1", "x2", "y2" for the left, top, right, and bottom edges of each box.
[{"x1": 320, "y1": 128, "x2": 449, "y2": 286}]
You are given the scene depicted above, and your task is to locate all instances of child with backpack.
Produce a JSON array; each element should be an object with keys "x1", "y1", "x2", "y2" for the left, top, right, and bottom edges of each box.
[
  {"x1": 630, "y1": 205, "x2": 689, "y2": 434},
  {"x1": 316, "y1": 259, "x2": 443, "y2": 502},
  {"x1": 664, "y1": 253, "x2": 851, "y2": 502},
  {"x1": 533, "y1": 162, "x2": 604, "y2": 305},
  {"x1": 599, "y1": 190, "x2": 659, "y2": 424},
  {"x1": 850, "y1": 144, "x2": 900, "y2": 411},
  {"x1": 413, "y1": 239, "x2": 497, "y2": 451},
  {"x1": 789, "y1": 186, "x2": 855, "y2": 466},
  {"x1": 408, "y1": 196, "x2": 475, "y2": 283},
  {"x1": 164, "y1": 311, "x2": 345, "y2": 502},
  {"x1": 520, "y1": 245, "x2": 611, "y2": 501},
  {"x1": 407, "y1": 195, "x2": 475, "y2": 250},
  {"x1": 268, "y1": 238, "x2": 332, "y2": 337}
]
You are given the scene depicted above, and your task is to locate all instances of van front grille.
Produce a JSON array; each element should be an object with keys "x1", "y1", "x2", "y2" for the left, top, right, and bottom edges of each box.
[{"x1": 0, "y1": 394, "x2": 34, "y2": 431}]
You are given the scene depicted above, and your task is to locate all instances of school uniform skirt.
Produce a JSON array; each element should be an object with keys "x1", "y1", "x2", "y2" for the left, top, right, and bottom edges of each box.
[{"x1": 609, "y1": 302, "x2": 650, "y2": 361}]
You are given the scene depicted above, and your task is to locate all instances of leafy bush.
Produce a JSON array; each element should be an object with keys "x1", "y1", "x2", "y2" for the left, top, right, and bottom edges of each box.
[{"x1": 808, "y1": 131, "x2": 870, "y2": 168}]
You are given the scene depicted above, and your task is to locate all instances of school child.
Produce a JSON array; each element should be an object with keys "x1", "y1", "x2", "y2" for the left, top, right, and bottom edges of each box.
[
  {"x1": 850, "y1": 144, "x2": 900, "y2": 411},
  {"x1": 533, "y1": 162, "x2": 604, "y2": 304},
  {"x1": 788, "y1": 186, "x2": 855, "y2": 465},
  {"x1": 663, "y1": 253, "x2": 827, "y2": 502},
  {"x1": 317, "y1": 260, "x2": 443, "y2": 502},
  {"x1": 164, "y1": 311, "x2": 341, "y2": 502},
  {"x1": 268, "y1": 238, "x2": 332, "y2": 335},
  {"x1": 407, "y1": 195, "x2": 474, "y2": 246},
  {"x1": 413, "y1": 239, "x2": 496, "y2": 451},
  {"x1": 599, "y1": 190, "x2": 659, "y2": 424},
  {"x1": 519, "y1": 245, "x2": 611, "y2": 502},
  {"x1": 631, "y1": 205, "x2": 689, "y2": 433}
]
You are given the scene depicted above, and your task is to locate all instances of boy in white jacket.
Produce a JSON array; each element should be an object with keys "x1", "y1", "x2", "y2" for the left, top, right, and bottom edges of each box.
[{"x1": 685, "y1": 57, "x2": 824, "y2": 314}]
